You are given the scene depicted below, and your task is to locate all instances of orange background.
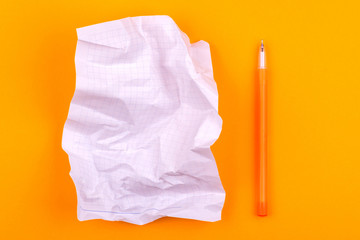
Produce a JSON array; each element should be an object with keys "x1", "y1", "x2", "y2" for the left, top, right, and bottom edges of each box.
[{"x1": 1, "y1": 0, "x2": 360, "y2": 239}]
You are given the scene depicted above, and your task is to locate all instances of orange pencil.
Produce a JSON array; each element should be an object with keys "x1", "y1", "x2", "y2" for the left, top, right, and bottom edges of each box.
[{"x1": 258, "y1": 40, "x2": 268, "y2": 216}]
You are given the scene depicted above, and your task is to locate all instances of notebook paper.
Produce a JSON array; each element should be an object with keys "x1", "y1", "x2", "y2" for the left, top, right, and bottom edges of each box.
[{"x1": 62, "y1": 15, "x2": 225, "y2": 225}]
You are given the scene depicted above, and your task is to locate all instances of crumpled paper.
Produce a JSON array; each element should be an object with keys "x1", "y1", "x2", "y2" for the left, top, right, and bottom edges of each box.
[{"x1": 62, "y1": 15, "x2": 225, "y2": 225}]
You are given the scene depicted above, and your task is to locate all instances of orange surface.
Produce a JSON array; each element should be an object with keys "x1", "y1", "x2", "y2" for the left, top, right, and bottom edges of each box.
[{"x1": 1, "y1": 0, "x2": 360, "y2": 239}]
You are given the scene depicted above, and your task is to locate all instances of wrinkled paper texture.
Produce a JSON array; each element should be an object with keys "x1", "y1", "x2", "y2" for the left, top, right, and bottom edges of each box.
[{"x1": 62, "y1": 15, "x2": 225, "y2": 225}]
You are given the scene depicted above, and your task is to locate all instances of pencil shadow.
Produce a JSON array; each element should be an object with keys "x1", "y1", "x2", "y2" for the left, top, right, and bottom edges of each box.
[{"x1": 253, "y1": 50, "x2": 260, "y2": 216}]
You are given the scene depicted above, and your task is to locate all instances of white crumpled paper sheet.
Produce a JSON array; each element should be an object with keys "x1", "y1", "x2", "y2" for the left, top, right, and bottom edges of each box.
[{"x1": 62, "y1": 15, "x2": 225, "y2": 225}]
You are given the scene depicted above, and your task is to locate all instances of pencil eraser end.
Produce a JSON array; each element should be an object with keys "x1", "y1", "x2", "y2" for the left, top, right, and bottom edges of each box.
[{"x1": 257, "y1": 202, "x2": 268, "y2": 216}]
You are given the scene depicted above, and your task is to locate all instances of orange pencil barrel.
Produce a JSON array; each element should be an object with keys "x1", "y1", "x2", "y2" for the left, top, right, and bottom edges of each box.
[{"x1": 257, "y1": 40, "x2": 267, "y2": 216}]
